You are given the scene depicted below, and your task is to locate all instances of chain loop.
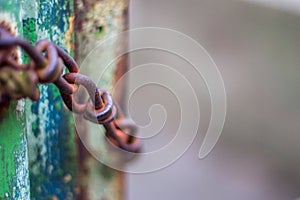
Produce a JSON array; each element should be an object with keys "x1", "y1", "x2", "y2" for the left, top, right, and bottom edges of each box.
[
  {"x1": 84, "y1": 89, "x2": 116, "y2": 124},
  {"x1": 35, "y1": 40, "x2": 62, "y2": 83},
  {"x1": 0, "y1": 26, "x2": 141, "y2": 153}
]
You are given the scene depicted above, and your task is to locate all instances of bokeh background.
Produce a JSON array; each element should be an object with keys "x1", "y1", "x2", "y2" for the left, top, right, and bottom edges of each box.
[{"x1": 125, "y1": 0, "x2": 300, "y2": 199}]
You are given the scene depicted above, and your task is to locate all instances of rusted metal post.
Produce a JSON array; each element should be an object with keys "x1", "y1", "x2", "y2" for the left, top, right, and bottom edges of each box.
[{"x1": 74, "y1": 0, "x2": 129, "y2": 199}]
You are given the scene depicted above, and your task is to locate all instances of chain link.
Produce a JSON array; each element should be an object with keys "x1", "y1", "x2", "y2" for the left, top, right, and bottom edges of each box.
[{"x1": 0, "y1": 26, "x2": 140, "y2": 153}]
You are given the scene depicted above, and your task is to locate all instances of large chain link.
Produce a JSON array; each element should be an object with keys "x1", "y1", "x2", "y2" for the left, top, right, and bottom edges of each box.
[{"x1": 0, "y1": 26, "x2": 140, "y2": 153}]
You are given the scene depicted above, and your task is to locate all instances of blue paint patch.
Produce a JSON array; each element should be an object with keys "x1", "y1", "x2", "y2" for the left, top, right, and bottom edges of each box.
[{"x1": 24, "y1": 0, "x2": 77, "y2": 199}]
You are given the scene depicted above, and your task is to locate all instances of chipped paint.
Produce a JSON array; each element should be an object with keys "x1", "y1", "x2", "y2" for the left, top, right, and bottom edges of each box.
[
  {"x1": 22, "y1": 0, "x2": 77, "y2": 199},
  {"x1": 1, "y1": 1, "x2": 128, "y2": 199},
  {"x1": 13, "y1": 136, "x2": 30, "y2": 199},
  {"x1": 0, "y1": 104, "x2": 30, "y2": 199},
  {"x1": 21, "y1": 0, "x2": 38, "y2": 20}
]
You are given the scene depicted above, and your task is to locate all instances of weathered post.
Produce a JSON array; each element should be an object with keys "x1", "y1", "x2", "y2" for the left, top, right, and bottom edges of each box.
[
  {"x1": 22, "y1": 1, "x2": 77, "y2": 199},
  {"x1": 0, "y1": 0, "x2": 129, "y2": 199},
  {"x1": 74, "y1": 0, "x2": 129, "y2": 199}
]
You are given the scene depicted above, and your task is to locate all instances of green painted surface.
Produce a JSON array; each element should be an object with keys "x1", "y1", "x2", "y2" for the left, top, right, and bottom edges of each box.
[
  {"x1": 0, "y1": 1, "x2": 30, "y2": 199},
  {"x1": 0, "y1": 103, "x2": 30, "y2": 200},
  {"x1": 0, "y1": 103, "x2": 30, "y2": 199}
]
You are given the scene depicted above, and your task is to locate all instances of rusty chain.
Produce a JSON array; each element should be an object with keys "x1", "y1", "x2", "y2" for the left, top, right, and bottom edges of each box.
[{"x1": 0, "y1": 26, "x2": 140, "y2": 153}]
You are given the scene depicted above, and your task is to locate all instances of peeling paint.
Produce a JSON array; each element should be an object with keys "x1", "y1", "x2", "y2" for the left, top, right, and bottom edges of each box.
[
  {"x1": 16, "y1": 100, "x2": 25, "y2": 113},
  {"x1": 21, "y1": 0, "x2": 38, "y2": 20},
  {"x1": 1, "y1": 1, "x2": 128, "y2": 199},
  {"x1": 22, "y1": 0, "x2": 77, "y2": 199},
  {"x1": 13, "y1": 136, "x2": 30, "y2": 199}
]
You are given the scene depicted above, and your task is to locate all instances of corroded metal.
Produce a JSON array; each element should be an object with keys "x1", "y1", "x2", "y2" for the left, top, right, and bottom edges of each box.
[
  {"x1": 0, "y1": 25, "x2": 140, "y2": 154},
  {"x1": 74, "y1": 0, "x2": 131, "y2": 199}
]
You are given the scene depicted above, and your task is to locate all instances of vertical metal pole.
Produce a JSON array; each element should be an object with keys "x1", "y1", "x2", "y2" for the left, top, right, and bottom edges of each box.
[{"x1": 74, "y1": 0, "x2": 129, "y2": 199}]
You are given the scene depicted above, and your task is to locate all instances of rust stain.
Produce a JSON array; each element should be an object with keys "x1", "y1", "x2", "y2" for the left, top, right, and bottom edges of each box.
[
  {"x1": 0, "y1": 20, "x2": 16, "y2": 35},
  {"x1": 65, "y1": 16, "x2": 75, "y2": 51},
  {"x1": 0, "y1": 20, "x2": 19, "y2": 64},
  {"x1": 74, "y1": 0, "x2": 129, "y2": 199}
]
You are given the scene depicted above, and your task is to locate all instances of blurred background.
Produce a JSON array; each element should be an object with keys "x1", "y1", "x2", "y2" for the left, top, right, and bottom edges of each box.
[{"x1": 125, "y1": 0, "x2": 300, "y2": 199}]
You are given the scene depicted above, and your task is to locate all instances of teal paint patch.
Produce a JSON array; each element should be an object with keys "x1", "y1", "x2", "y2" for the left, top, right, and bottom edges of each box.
[{"x1": 27, "y1": 85, "x2": 76, "y2": 200}]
